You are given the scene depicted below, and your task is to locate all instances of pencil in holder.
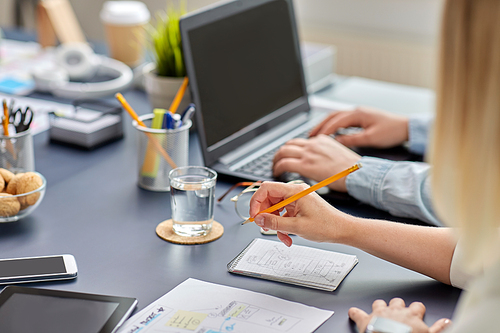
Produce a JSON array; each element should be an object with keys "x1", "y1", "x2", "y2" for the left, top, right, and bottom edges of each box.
[
  {"x1": 0, "y1": 130, "x2": 35, "y2": 173},
  {"x1": 132, "y1": 114, "x2": 191, "y2": 191}
]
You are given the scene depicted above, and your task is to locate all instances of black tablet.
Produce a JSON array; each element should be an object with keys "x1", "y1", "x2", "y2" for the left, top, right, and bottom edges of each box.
[{"x1": 0, "y1": 286, "x2": 137, "y2": 333}]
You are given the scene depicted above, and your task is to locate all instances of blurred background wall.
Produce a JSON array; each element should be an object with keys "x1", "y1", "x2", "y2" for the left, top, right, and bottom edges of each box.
[{"x1": 1, "y1": 0, "x2": 444, "y2": 89}]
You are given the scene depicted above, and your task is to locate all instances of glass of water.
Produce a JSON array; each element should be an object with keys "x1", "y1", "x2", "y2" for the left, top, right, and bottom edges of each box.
[{"x1": 169, "y1": 166, "x2": 217, "y2": 237}]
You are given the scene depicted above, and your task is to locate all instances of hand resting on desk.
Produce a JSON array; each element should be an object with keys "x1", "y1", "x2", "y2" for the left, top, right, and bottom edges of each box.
[{"x1": 349, "y1": 298, "x2": 452, "y2": 333}]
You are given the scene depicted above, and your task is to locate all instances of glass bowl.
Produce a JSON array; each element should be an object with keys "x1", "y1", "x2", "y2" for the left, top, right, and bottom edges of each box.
[{"x1": 0, "y1": 172, "x2": 46, "y2": 222}]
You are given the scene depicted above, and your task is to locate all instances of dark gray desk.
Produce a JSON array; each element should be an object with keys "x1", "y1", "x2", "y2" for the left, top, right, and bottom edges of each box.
[{"x1": 0, "y1": 59, "x2": 460, "y2": 332}]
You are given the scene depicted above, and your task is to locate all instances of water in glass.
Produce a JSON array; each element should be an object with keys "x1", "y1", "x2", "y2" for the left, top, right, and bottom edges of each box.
[{"x1": 170, "y1": 175, "x2": 215, "y2": 237}]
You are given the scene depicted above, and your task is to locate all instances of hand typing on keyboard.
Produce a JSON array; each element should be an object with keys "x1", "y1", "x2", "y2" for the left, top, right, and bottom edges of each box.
[
  {"x1": 235, "y1": 129, "x2": 310, "y2": 180},
  {"x1": 272, "y1": 134, "x2": 361, "y2": 192}
]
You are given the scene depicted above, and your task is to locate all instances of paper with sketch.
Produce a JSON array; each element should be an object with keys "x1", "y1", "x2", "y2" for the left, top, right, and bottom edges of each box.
[
  {"x1": 117, "y1": 278, "x2": 333, "y2": 333},
  {"x1": 228, "y1": 238, "x2": 358, "y2": 291}
]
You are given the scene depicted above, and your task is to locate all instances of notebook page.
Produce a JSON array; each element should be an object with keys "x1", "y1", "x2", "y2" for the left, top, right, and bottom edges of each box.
[{"x1": 229, "y1": 238, "x2": 358, "y2": 290}]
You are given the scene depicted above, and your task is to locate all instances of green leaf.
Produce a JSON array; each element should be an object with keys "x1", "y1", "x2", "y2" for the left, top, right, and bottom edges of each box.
[{"x1": 146, "y1": 0, "x2": 187, "y2": 77}]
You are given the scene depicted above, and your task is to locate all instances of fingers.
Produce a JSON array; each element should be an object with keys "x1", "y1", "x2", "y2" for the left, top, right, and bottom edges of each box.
[
  {"x1": 348, "y1": 307, "x2": 370, "y2": 332},
  {"x1": 372, "y1": 299, "x2": 387, "y2": 312},
  {"x1": 272, "y1": 144, "x2": 305, "y2": 176},
  {"x1": 272, "y1": 139, "x2": 309, "y2": 176},
  {"x1": 408, "y1": 301, "x2": 426, "y2": 319},
  {"x1": 334, "y1": 131, "x2": 370, "y2": 147},
  {"x1": 273, "y1": 159, "x2": 302, "y2": 177},
  {"x1": 277, "y1": 231, "x2": 293, "y2": 247},
  {"x1": 311, "y1": 111, "x2": 371, "y2": 147},
  {"x1": 249, "y1": 182, "x2": 300, "y2": 217},
  {"x1": 429, "y1": 318, "x2": 452, "y2": 333},
  {"x1": 283, "y1": 137, "x2": 309, "y2": 147},
  {"x1": 272, "y1": 138, "x2": 309, "y2": 164},
  {"x1": 254, "y1": 213, "x2": 300, "y2": 236},
  {"x1": 273, "y1": 144, "x2": 304, "y2": 161},
  {"x1": 350, "y1": 298, "x2": 430, "y2": 333},
  {"x1": 310, "y1": 111, "x2": 362, "y2": 137},
  {"x1": 388, "y1": 297, "x2": 406, "y2": 308},
  {"x1": 309, "y1": 112, "x2": 342, "y2": 137}
]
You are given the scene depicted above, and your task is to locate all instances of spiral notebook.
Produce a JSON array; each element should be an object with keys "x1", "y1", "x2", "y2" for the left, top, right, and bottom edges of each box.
[{"x1": 227, "y1": 238, "x2": 358, "y2": 291}]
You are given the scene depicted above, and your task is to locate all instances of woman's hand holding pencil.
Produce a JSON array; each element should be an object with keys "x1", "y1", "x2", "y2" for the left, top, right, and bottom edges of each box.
[{"x1": 247, "y1": 164, "x2": 361, "y2": 247}]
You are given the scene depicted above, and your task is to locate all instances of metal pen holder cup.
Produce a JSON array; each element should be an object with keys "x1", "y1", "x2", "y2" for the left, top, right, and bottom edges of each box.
[
  {"x1": 0, "y1": 130, "x2": 35, "y2": 173},
  {"x1": 132, "y1": 114, "x2": 191, "y2": 191}
]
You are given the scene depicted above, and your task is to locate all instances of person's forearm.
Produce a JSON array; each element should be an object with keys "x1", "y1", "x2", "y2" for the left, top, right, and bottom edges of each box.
[{"x1": 337, "y1": 216, "x2": 456, "y2": 284}]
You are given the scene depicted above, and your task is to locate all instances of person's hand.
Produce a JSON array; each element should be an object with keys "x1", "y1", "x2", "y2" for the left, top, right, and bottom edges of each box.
[
  {"x1": 349, "y1": 298, "x2": 452, "y2": 333},
  {"x1": 310, "y1": 107, "x2": 409, "y2": 148},
  {"x1": 273, "y1": 134, "x2": 361, "y2": 192},
  {"x1": 249, "y1": 181, "x2": 351, "y2": 246}
]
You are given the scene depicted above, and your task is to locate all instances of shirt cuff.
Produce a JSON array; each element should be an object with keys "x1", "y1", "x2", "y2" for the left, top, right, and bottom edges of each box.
[
  {"x1": 408, "y1": 114, "x2": 433, "y2": 155},
  {"x1": 346, "y1": 156, "x2": 394, "y2": 211},
  {"x1": 345, "y1": 156, "x2": 441, "y2": 226},
  {"x1": 450, "y1": 239, "x2": 479, "y2": 290}
]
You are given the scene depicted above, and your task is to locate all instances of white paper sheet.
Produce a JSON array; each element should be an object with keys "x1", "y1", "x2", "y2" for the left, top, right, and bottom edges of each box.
[{"x1": 117, "y1": 278, "x2": 333, "y2": 333}]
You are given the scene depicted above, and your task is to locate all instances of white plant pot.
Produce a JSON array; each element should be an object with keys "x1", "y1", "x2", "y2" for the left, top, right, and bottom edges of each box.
[{"x1": 144, "y1": 70, "x2": 191, "y2": 112}]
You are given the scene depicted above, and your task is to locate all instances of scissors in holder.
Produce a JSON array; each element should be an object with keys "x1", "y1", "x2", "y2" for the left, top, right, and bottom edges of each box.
[{"x1": 10, "y1": 107, "x2": 34, "y2": 133}]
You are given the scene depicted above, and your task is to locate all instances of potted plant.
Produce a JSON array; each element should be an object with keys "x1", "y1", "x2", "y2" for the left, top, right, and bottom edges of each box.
[{"x1": 144, "y1": 1, "x2": 190, "y2": 112}]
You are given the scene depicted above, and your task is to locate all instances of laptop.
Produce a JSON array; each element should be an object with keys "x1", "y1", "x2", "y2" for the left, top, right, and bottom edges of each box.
[{"x1": 180, "y1": 0, "x2": 325, "y2": 182}]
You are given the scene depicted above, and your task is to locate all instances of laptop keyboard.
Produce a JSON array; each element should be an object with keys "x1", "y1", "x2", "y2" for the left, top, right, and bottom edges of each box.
[{"x1": 234, "y1": 129, "x2": 309, "y2": 179}]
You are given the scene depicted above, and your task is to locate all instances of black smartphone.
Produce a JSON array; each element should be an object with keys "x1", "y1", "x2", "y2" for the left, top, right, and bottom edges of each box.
[{"x1": 0, "y1": 254, "x2": 78, "y2": 285}]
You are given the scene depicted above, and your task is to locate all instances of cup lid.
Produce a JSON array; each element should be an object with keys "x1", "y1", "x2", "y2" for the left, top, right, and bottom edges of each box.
[{"x1": 100, "y1": 1, "x2": 151, "y2": 25}]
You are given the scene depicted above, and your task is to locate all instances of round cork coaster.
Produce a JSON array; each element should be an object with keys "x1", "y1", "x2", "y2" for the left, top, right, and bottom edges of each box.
[{"x1": 156, "y1": 219, "x2": 224, "y2": 245}]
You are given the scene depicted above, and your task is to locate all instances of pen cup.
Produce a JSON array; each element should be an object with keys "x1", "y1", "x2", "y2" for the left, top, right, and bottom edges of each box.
[
  {"x1": 169, "y1": 166, "x2": 217, "y2": 237},
  {"x1": 0, "y1": 130, "x2": 35, "y2": 173},
  {"x1": 132, "y1": 114, "x2": 191, "y2": 191}
]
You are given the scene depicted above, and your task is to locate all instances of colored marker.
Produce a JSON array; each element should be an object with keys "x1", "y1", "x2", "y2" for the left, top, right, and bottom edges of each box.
[
  {"x1": 162, "y1": 111, "x2": 174, "y2": 129},
  {"x1": 180, "y1": 104, "x2": 196, "y2": 123}
]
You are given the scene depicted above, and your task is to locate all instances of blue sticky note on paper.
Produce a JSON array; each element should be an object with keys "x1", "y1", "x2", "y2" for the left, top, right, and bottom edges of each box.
[{"x1": 0, "y1": 77, "x2": 35, "y2": 95}]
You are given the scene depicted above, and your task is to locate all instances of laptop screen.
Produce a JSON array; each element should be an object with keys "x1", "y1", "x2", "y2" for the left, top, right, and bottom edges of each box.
[{"x1": 181, "y1": 0, "x2": 309, "y2": 166}]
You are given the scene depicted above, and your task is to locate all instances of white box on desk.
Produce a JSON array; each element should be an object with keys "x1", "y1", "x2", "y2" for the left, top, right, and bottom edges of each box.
[{"x1": 301, "y1": 42, "x2": 337, "y2": 93}]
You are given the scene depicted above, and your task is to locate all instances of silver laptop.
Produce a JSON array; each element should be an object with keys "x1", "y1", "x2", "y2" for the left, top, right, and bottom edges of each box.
[{"x1": 180, "y1": 0, "x2": 324, "y2": 181}]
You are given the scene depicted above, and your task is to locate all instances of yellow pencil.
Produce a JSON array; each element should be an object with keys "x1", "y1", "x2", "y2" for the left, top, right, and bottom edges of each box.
[
  {"x1": 115, "y1": 93, "x2": 178, "y2": 169},
  {"x1": 2, "y1": 100, "x2": 9, "y2": 136},
  {"x1": 242, "y1": 163, "x2": 362, "y2": 225},
  {"x1": 168, "y1": 77, "x2": 189, "y2": 114},
  {"x1": 3, "y1": 99, "x2": 16, "y2": 165}
]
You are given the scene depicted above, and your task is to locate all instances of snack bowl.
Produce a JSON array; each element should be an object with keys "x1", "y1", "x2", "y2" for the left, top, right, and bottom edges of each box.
[{"x1": 0, "y1": 171, "x2": 46, "y2": 222}]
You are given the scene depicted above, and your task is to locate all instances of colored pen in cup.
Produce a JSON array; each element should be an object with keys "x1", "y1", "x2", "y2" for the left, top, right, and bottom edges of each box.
[
  {"x1": 180, "y1": 104, "x2": 196, "y2": 123},
  {"x1": 162, "y1": 111, "x2": 173, "y2": 129},
  {"x1": 172, "y1": 113, "x2": 182, "y2": 129}
]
